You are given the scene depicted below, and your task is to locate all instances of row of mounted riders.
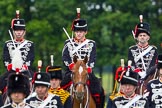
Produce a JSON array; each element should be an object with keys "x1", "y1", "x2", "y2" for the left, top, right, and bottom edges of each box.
[{"x1": 0, "y1": 56, "x2": 105, "y2": 108}]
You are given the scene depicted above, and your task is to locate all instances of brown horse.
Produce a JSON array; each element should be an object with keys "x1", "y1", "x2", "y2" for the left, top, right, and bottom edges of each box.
[{"x1": 71, "y1": 56, "x2": 96, "y2": 108}]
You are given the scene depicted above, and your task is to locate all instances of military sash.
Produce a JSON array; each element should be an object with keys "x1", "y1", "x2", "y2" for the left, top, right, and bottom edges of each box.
[
  {"x1": 134, "y1": 46, "x2": 153, "y2": 63},
  {"x1": 123, "y1": 95, "x2": 142, "y2": 108},
  {"x1": 37, "y1": 93, "x2": 54, "y2": 108},
  {"x1": 123, "y1": 92, "x2": 149, "y2": 108},
  {"x1": 72, "y1": 39, "x2": 90, "y2": 54}
]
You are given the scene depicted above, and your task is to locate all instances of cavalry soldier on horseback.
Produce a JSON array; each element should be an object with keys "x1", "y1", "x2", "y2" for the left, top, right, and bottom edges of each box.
[
  {"x1": 2, "y1": 10, "x2": 35, "y2": 74},
  {"x1": 1, "y1": 72, "x2": 31, "y2": 108},
  {"x1": 1, "y1": 11, "x2": 35, "y2": 103},
  {"x1": 1, "y1": 10, "x2": 33, "y2": 97},
  {"x1": 146, "y1": 54, "x2": 162, "y2": 108},
  {"x1": 0, "y1": 46, "x2": 32, "y2": 106},
  {"x1": 128, "y1": 15, "x2": 158, "y2": 80},
  {"x1": 111, "y1": 65, "x2": 149, "y2": 108},
  {"x1": 46, "y1": 55, "x2": 72, "y2": 108},
  {"x1": 61, "y1": 8, "x2": 105, "y2": 108}
]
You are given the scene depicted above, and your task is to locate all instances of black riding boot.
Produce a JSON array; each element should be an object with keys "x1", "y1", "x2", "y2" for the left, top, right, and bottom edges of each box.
[{"x1": 100, "y1": 87, "x2": 105, "y2": 108}]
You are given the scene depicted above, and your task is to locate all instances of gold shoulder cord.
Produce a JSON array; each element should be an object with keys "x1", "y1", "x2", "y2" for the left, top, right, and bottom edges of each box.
[{"x1": 109, "y1": 80, "x2": 123, "y2": 100}]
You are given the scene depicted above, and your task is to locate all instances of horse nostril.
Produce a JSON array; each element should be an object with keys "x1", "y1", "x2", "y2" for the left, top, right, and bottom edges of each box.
[{"x1": 76, "y1": 92, "x2": 84, "y2": 100}]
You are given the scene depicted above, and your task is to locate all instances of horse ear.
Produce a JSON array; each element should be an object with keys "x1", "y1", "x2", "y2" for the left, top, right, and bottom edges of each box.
[
  {"x1": 73, "y1": 55, "x2": 78, "y2": 63},
  {"x1": 83, "y1": 55, "x2": 88, "y2": 64}
]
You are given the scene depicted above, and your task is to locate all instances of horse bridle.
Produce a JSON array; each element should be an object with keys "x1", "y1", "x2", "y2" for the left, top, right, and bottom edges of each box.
[{"x1": 71, "y1": 72, "x2": 89, "y2": 101}]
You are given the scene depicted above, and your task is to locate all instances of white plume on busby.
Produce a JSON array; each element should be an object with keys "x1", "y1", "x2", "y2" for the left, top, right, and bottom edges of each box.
[
  {"x1": 7, "y1": 73, "x2": 30, "y2": 97},
  {"x1": 157, "y1": 54, "x2": 162, "y2": 69},
  {"x1": 120, "y1": 67, "x2": 139, "y2": 86}
]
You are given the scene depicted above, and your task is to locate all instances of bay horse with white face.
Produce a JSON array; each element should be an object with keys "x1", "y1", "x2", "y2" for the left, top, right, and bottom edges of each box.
[{"x1": 71, "y1": 56, "x2": 96, "y2": 108}]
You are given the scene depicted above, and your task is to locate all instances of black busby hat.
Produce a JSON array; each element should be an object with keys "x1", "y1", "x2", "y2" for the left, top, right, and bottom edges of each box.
[
  {"x1": 120, "y1": 67, "x2": 139, "y2": 86},
  {"x1": 135, "y1": 22, "x2": 150, "y2": 37},
  {"x1": 33, "y1": 73, "x2": 50, "y2": 87},
  {"x1": 73, "y1": 19, "x2": 88, "y2": 31},
  {"x1": 46, "y1": 66, "x2": 62, "y2": 80},
  {"x1": 21, "y1": 70, "x2": 32, "y2": 81},
  {"x1": 11, "y1": 19, "x2": 26, "y2": 30},
  {"x1": 8, "y1": 68, "x2": 32, "y2": 81},
  {"x1": 7, "y1": 73, "x2": 30, "y2": 98},
  {"x1": 157, "y1": 54, "x2": 162, "y2": 69}
]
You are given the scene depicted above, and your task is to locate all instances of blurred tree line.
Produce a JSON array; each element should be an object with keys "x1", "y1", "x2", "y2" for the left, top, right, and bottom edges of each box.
[{"x1": 0, "y1": 0, "x2": 162, "y2": 75}]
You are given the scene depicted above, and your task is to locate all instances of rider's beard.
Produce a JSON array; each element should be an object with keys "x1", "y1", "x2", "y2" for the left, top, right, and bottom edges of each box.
[{"x1": 139, "y1": 39, "x2": 148, "y2": 45}]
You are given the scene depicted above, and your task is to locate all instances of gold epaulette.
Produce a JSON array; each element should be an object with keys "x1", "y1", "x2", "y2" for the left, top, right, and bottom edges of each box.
[
  {"x1": 109, "y1": 92, "x2": 123, "y2": 101},
  {"x1": 0, "y1": 90, "x2": 2, "y2": 94},
  {"x1": 49, "y1": 88, "x2": 70, "y2": 105}
]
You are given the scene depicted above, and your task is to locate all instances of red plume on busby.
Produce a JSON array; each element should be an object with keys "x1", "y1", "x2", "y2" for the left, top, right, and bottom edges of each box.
[
  {"x1": 71, "y1": 8, "x2": 81, "y2": 31},
  {"x1": 110, "y1": 59, "x2": 126, "y2": 98},
  {"x1": 115, "y1": 59, "x2": 126, "y2": 82},
  {"x1": 115, "y1": 66, "x2": 126, "y2": 82},
  {"x1": 11, "y1": 10, "x2": 26, "y2": 30},
  {"x1": 7, "y1": 73, "x2": 30, "y2": 98},
  {"x1": 134, "y1": 15, "x2": 150, "y2": 38}
]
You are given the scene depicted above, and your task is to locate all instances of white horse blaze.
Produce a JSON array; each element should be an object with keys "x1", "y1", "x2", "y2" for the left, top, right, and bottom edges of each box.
[{"x1": 79, "y1": 66, "x2": 83, "y2": 75}]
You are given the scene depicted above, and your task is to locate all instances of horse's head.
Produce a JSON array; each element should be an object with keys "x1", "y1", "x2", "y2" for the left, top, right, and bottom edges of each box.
[{"x1": 72, "y1": 55, "x2": 89, "y2": 101}]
